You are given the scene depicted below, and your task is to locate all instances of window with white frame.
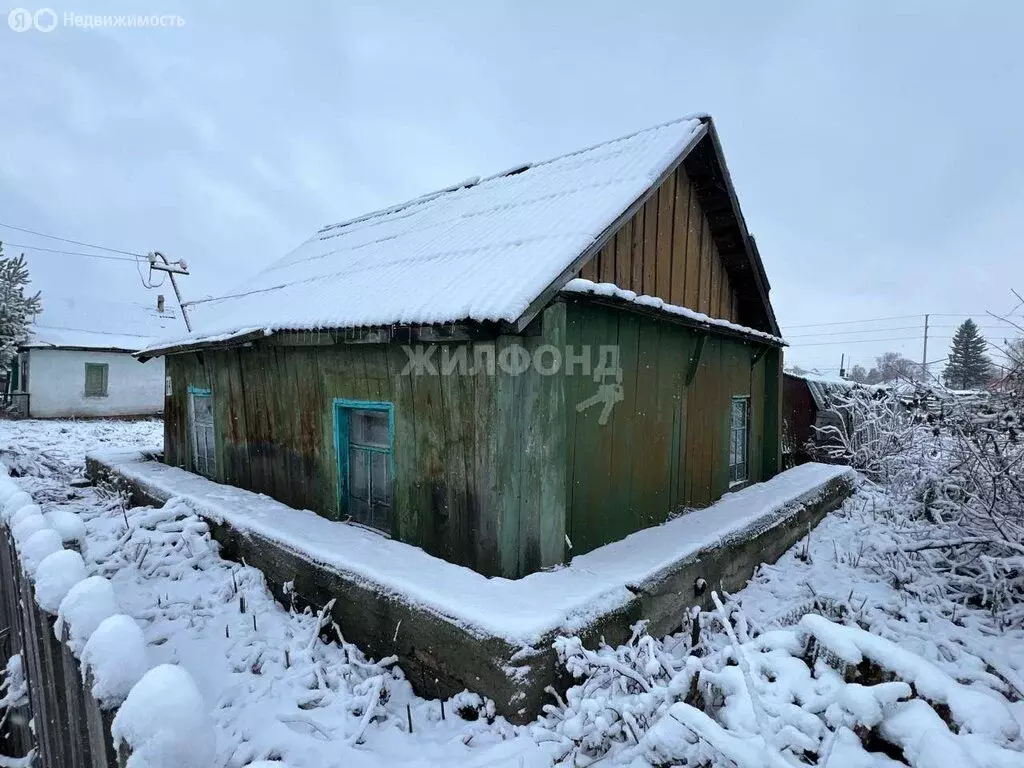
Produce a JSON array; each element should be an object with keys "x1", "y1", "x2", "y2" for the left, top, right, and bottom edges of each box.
[
  {"x1": 188, "y1": 387, "x2": 216, "y2": 478},
  {"x1": 729, "y1": 396, "x2": 750, "y2": 485}
]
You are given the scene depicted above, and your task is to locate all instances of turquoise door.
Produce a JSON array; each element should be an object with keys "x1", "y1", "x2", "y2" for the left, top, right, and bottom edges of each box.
[{"x1": 333, "y1": 399, "x2": 395, "y2": 534}]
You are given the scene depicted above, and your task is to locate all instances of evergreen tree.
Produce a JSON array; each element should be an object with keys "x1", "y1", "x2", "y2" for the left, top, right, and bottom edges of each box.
[
  {"x1": 943, "y1": 319, "x2": 992, "y2": 390},
  {"x1": 0, "y1": 244, "x2": 42, "y2": 372}
]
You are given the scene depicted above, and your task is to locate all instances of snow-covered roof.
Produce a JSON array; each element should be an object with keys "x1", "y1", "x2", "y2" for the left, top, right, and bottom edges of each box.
[
  {"x1": 24, "y1": 295, "x2": 183, "y2": 353},
  {"x1": 141, "y1": 116, "x2": 720, "y2": 355},
  {"x1": 785, "y1": 372, "x2": 887, "y2": 411},
  {"x1": 141, "y1": 114, "x2": 780, "y2": 358}
]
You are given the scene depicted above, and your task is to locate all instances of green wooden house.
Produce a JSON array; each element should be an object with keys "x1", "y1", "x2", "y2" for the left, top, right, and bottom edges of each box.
[{"x1": 141, "y1": 114, "x2": 785, "y2": 579}]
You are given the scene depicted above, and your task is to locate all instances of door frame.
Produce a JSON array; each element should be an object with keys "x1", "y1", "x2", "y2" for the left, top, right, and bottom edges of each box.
[
  {"x1": 332, "y1": 398, "x2": 395, "y2": 533},
  {"x1": 187, "y1": 385, "x2": 215, "y2": 478}
]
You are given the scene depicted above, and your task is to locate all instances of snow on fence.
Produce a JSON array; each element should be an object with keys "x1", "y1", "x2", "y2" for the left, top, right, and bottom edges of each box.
[{"x1": 0, "y1": 463, "x2": 218, "y2": 768}]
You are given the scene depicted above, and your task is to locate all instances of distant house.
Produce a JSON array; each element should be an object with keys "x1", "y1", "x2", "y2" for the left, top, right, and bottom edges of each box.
[
  {"x1": 141, "y1": 114, "x2": 786, "y2": 578},
  {"x1": 782, "y1": 373, "x2": 855, "y2": 464},
  {"x1": 6, "y1": 294, "x2": 182, "y2": 418},
  {"x1": 783, "y1": 372, "x2": 898, "y2": 464}
]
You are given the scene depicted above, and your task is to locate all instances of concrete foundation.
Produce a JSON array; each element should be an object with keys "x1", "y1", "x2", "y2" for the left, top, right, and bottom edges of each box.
[{"x1": 86, "y1": 452, "x2": 855, "y2": 723}]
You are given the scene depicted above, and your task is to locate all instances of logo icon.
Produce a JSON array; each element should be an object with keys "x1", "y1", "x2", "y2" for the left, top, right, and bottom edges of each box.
[
  {"x1": 34, "y1": 7, "x2": 57, "y2": 31},
  {"x1": 8, "y1": 8, "x2": 33, "y2": 31}
]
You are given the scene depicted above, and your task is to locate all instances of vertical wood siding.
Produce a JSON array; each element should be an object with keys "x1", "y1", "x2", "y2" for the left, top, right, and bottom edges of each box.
[
  {"x1": 563, "y1": 301, "x2": 779, "y2": 557},
  {"x1": 162, "y1": 303, "x2": 780, "y2": 576},
  {"x1": 578, "y1": 166, "x2": 740, "y2": 323},
  {"x1": 163, "y1": 307, "x2": 566, "y2": 579}
]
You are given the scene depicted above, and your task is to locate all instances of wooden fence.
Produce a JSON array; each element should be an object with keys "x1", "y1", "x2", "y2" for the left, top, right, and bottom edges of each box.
[{"x1": 0, "y1": 529, "x2": 122, "y2": 767}]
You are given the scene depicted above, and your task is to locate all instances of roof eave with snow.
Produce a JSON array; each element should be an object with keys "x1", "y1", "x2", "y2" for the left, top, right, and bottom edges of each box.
[{"x1": 561, "y1": 279, "x2": 785, "y2": 347}]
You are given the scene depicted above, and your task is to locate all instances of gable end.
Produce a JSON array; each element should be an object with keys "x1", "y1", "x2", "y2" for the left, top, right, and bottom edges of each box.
[{"x1": 533, "y1": 119, "x2": 779, "y2": 336}]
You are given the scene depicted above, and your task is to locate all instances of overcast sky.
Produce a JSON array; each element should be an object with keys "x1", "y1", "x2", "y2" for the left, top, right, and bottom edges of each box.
[{"x1": 1, "y1": 0, "x2": 1021, "y2": 374}]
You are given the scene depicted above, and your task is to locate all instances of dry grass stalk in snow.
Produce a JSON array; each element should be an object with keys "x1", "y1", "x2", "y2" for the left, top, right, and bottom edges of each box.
[{"x1": 813, "y1": 383, "x2": 1024, "y2": 627}]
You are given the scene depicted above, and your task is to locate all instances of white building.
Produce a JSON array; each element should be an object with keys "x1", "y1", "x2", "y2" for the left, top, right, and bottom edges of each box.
[{"x1": 8, "y1": 294, "x2": 183, "y2": 418}]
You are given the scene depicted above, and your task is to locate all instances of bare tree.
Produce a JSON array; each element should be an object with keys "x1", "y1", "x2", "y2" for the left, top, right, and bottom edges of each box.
[
  {"x1": 847, "y1": 364, "x2": 869, "y2": 383},
  {"x1": 812, "y1": 293, "x2": 1024, "y2": 627},
  {"x1": 874, "y1": 351, "x2": 919, "y2": 383}
]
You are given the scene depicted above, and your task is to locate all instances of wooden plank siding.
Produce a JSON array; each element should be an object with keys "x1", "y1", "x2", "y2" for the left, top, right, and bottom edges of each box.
[
  {"x1": 580, "y1": 166, "x2": 741, "y2": 324},
  {"x1": 562, "y1": 301, "x2": 777, "y2": 556},
  {"x1": 163, "y1": 307, "x2": 567, "y2": 579},
  {"x1": 163, "y1": 301, "x2": 782, "y2": 573}
]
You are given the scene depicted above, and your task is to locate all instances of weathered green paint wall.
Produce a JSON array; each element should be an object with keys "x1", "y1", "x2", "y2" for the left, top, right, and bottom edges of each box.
[
  {"x1": 562, "y1": 301, "x2": 780, "y2": 556},
  {"x1": 163, "y1": 300, "x2": 780, "y2": 577},
  {"x1": 164, "y1": 306, "x2": 566, "y2": 579},
  {"x1": 762, "y1": 347, "x2": 783, "y2": 478}
]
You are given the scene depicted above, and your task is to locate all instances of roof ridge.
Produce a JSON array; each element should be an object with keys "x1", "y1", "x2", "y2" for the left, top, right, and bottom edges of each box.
[
  {"x1": 316, "y1": 113, "x2": 708, "y2": 237},
  {"x1": 485, "y1": 112, "x2": 709, "y2": 177}
]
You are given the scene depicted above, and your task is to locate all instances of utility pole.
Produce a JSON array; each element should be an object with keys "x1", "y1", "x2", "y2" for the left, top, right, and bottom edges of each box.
[
  {"x1": 920, "y1": 313, "x2": 929, "y2": 382},
  {"x1": 839, "y1": 353, "x2": 846, "y2": 378},
  {"x1": 148, "y1": 251, "x2": 192, "y2": 332}
]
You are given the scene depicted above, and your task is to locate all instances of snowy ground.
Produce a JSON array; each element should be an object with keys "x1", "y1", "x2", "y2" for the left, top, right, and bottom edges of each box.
[{"x1": 2, "y1": 418, "x2": 1023, "y2": 767}]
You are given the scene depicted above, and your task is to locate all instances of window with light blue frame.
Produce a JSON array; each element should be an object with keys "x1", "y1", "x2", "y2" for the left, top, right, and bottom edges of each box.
[
  {"x1": 728, "y1": 395, "x2": 750, "y2": 485},
  {"x1": 333, "y1": 399, "x2": 394, "y2": 534},
  {"x1": 188, "y1": 386, "x2": 216, "y2": 478}
]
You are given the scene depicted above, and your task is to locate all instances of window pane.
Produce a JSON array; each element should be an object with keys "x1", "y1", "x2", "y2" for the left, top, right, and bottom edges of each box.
[
  {"x1": 340, "y1": 403, "x2": 393, "y2": 533},
  {"x1": 349, "y1": 497, "x2": 370, "y2": 524},
  {"x1": 85, "y1": 364, "x2": 108, "y2": 396},
  {"x1": 189, "y1": 392, "x2": 215, "y2": 477},
  {"x1": 204, "y1": 425, "x2": 216, "y2": 466},
  {"x1": 349, "y1": 411, "x2": 367, "y2": 444},
  {"x1": 350, "y1": 409, "x2": 389, "y2": 447},
  {"x1": 370, "y1": 451, "x2": 390, "y2": 503},
  {"x1": 729, "y1": 397, "x2": 749, "y2": 480},
  {"x1": 372, "y1": 502, "x2": 392, "y2": 535},
  {"x1": 193, "y1": 394, "x2": 213, "y2": 423},
  {"x1": 366, "y1": 411, "x2": 390, "y2": 446},
  {"x1": 349, "y1": 448, "x2": 369, "y2": 501}
]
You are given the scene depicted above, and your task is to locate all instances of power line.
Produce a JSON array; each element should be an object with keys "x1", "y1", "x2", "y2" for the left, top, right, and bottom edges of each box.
[
  {"x1": 787, "y1": 323, "x2": 1013, "y2": 341},
  {"x1": 928, "y1": 313, "x2": 1017, "y2": 318},
  {"x1": 3, "y1": 241, "x2": 141, "y2": 263},
  {"x1": 1, "y1": 221, "x2": 194, "y2": 326},
  {"x1": 782, "y1": 314, "x2": 1020, "y2": 330},
  {"x1": 785, "y1": 325, "x2": 923, "y2": 339},
  {"x1": 781, "y1": 314, "x2": 921, "y2": 329},
  {"x1": 788, "y1": 336, "x2": 921, "y2": 347},
  {"x1": 789, "y1": 335, "x2": 955, "y2": 348},
  {"x1": 927, "y1": 323, "x2": 1014, "y2": 329},
  {"x1": 0, "y1": 221, "x2": 143, "y2": 258}
]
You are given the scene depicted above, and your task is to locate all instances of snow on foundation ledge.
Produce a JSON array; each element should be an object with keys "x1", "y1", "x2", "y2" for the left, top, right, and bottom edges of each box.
[{"x1": 86, "y1": 449, "x2": 852, "y2": 647}]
